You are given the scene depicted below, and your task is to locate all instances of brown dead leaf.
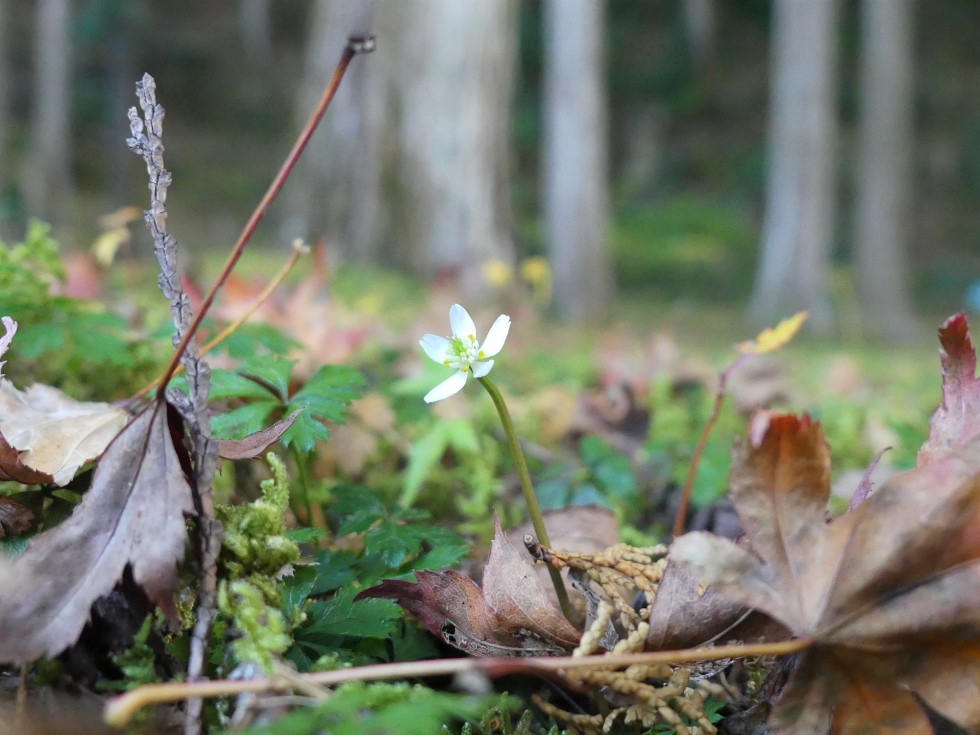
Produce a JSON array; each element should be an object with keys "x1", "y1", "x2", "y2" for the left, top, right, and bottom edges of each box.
[
  {"x1": 0, "y1": 381, "x2": 129, "y2": 486},
  {"x1": 0, "y1": 401, "x2": 195, "y2": 663},
  {"x1": 672, "y1": 410, "x2": 980, "y2": 735},
  {"x1": 358, "y1": 515, "x2": 581, "y2": 656},
  {"x1": 0, "y1": 496, "x2": 34, "y2": 537},
  {"x1": 0, "y1": 433, "x2": 54, "y2": 484},
  {"x1": 217, "y1": 409, "x2": 302, "y2": 460},
  {"x1": 918, "y1": 312, "x2": 980, "y2": 467}
]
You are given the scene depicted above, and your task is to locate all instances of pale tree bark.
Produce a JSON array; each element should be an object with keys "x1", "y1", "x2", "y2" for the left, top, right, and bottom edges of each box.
[
  {"x1": 854, "y1": 0, "x2": 917, "y2": 340},
  {"x1": 286, "y1": 0, "x2": 517, "y2": 295},
  {"x1": 238, "y1": 0, "x2": 273, "y2": 64},
  {"x1": 683, "y1": 0, "x2": 717, "y2": 75},
  {"x1": 26, "y1": 0, "x2": 74, "y2": 224},
  {"x1": 542, "y1": 0, "x2": 613, "y2": 320},
  {"x1": 0, "y1": 0, "x2": 9, "y2": 202},
  {"x1": 749, "y1": 0, "x2": 839, "y2": 334}
]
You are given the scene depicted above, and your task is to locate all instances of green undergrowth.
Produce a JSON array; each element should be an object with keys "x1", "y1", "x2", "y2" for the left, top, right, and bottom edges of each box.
[{"x1": 0, "y1": 224, "x2": 945, "y2": 733}]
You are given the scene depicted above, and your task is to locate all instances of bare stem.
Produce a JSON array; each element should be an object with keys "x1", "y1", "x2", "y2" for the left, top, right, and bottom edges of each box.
[
  {"x1": 477, "y1": 376, "x2": 574, "y2": 622},
  {"x1": 672, "y1": 354, "x2": 748, "y2": 538},
  {"x1": 105, "y1": 636, "x2": 815, "y2": 728},
  {"x1": 154, "y1": 34, "x2": 373, "y2": 392}
]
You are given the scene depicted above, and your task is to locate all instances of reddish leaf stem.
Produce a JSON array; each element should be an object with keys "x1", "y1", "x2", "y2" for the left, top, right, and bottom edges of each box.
[
  {"x1": 672, "y1": 354, "x2": 748, "y2": 538},
  {"x1": 154, "y1": 34, "x2": 374, "y2": 396}
]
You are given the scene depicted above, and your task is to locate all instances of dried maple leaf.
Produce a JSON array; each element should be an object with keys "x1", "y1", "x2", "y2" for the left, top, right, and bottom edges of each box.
[
  {"x1": 358, "y1": 515, "x2": 581, "y2": 656},
  {"x1": 0, "y1": 401, "x2": 195, "y2": 663},
  {"x1": 917, "y1": 312, "x2": 980, "y2": 467},
  {"x1": 0, "y1": 381, "x2": 129, "y2": 486},
  {"x1": 672, "y1": 411, "x2": 980, "y2": 735},
  {"x1": 0, "y1": 496, "x2": 34, "y2": 537},
  {"x1": 0, "y1": 433, "x2": 54, "y2": 484}
]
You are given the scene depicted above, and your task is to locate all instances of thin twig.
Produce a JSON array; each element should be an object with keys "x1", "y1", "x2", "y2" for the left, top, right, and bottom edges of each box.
[
  {"x1": 672, "y1": 354, "x2": 748, "y2": 538},
  {"x1": 105, "y1": 636, "x2": 814, "y2": 728}
]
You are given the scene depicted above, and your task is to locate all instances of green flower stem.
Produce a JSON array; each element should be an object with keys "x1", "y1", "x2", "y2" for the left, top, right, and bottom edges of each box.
[
  {"x1": 478, "y1": 376, "x2": 574, "y2": 622},
  {"x1": 290, "y1": 447, "x2": 313, "y2": 525}
]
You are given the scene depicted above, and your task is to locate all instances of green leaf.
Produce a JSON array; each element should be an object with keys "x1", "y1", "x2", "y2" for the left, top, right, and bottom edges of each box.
[
  {"x1": 593, "y1": 457, "x2": 638, "y2": 503},
  {"x1": 208, "y1": 369, "x2": 278, "y2": 401},
  {"x1": 222, "y1": 323, "x2": 297, "y2": 359},
  {"x1": 290, "y1": 365, "x2": 365, "y2": 422},
  {"x1": 210, "y1": 400, "x2": 279, "y2": 439},
  {"x1": 364, "y1": 521, "x2": 430, "y2": 568},
  {"x1": 285, "y1": 527, "x2": 327, "y2": 543},
  {"x1": 444, "y1": 418, "x2": 480, "y2": 453},
  {"x1": 228, "y1": 682, "x2": 490, "y2": 735},
  {"x1": 299, "y1": 586, "x2": 401, "y2": 640},
  {"x1": 279, "y1": 411, "x2": 329, "y2": 453},
  {"x1": 239, "y1": 358, "x2": 296, "y2": 401},
  {"x1": 281, "y1": 566, "x2": 319, "y2": 620},
  {"x1": 400, "y1": 424, "x2": 451, "y2": 507},
  {"x1": 310, "y1": 550, "x2": 360, "y2": 595},
  {"x1": 14, "y1": 321, "x2": 65, "y2": 358}
]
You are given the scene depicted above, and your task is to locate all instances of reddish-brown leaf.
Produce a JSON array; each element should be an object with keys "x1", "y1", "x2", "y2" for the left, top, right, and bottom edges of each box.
[
  {"x1": 217, "y1": 409, "x2": 302, "y2": 459},
  {"x1": 0, "y1": 496, "x2": 34, "y2": 537},
  {"x1": 0, "y1": 433, "x2": 54, "y2": 485},
  {"x1": 358, "y1": 515, "x2": 581, "y2": 656},
  {"x1": 917, "y1": 312, "x2": 980, "y2": 467},
  {"x1": 0, "y1": 401, "x2": 194, "y2": 663},
  {"x1": 673, "y1": 407, "x2": 980, "y2": 735}
]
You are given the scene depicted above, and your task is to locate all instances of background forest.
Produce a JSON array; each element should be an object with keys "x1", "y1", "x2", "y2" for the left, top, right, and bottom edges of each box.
[{"x1": 2, "y1": 0, "x2": 979, "y2": 334}]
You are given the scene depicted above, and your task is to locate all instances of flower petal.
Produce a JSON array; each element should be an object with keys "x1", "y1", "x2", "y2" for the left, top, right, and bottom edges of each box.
[
  {"x1": 471, "y1": 359, "x2": 494, "y2": 378},
  {"x1": 449, "y1": 304, "x2": 477, "y2": 340},
  {"x1": 480, "y1": 314, "x2": 510, "y2": 357},
  {"x1": 419, "y1": 334, "x2": 452, "y2": 363},
  {"x1": 423, "y1": 370, "x2": 468, "y2": 403}
]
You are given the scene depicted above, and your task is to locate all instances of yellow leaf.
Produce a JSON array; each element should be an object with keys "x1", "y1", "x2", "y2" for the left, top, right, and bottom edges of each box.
[{"x1": 738, "y1": 311, "x2": 808, "y2": 355}]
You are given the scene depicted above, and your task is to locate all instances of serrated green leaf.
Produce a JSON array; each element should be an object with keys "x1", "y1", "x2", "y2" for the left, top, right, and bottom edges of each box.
[
  {"x1": 210, "y1": 400, "x2": 279, "y2": 439},
  {"x1": 239, "y1": 358, "x2": 296, "y2": 401},
  {"x1": 310, "y1": 550, "x2": 360, "y2": 595},
  {"x1": 299, "y1": 587, "x2": 401, "y2": 640},
  {"x1": 279, "y1": 410, "x2": 329, "y2": 453},
  {"x1": 364, "y1": 521, "x2": 429, "y2": 568},
  {"x1": 289, "y1": 365, "x2": 364, "y2": 423},
  {"x1": 14, "y1": 321, "x2": 65, "y2": 358}
]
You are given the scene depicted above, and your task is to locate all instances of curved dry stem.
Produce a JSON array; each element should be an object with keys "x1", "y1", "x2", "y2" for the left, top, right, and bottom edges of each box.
[{"x1": 105, "y1": 636, "x2": 814, "y2": 728}]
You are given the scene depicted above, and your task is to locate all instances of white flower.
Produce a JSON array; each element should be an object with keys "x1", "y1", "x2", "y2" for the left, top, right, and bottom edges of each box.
[{"x1": 420, "y1": 304, "x2": 511, "y2": 403}]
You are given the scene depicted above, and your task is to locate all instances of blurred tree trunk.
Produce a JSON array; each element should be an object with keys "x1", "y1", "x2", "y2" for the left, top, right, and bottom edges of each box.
[
  {"x1": 286, "y1": 0, "x2": 517, "y2": 295},
  {"x1": 26, "y1": 0, "x2": 74, "y2": 225},
  {"x1": 0, "y1": 0, "x2": 9, "y2": 206},
  {"x1": 238, "y1": 0, "x2": 272, "y2": 64},
  {"x1": 682, "y1": 0, "x2": 716, "y2": 77},
  {"x1": 748, "y1": 0, "x2": 839, "y2": 334},
  {"x1": 854, "y1": 0, "x2": 917, "y2": 340},
  {"x1": 542, "y1": 0, "x2": 613, "y2": 320}
]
